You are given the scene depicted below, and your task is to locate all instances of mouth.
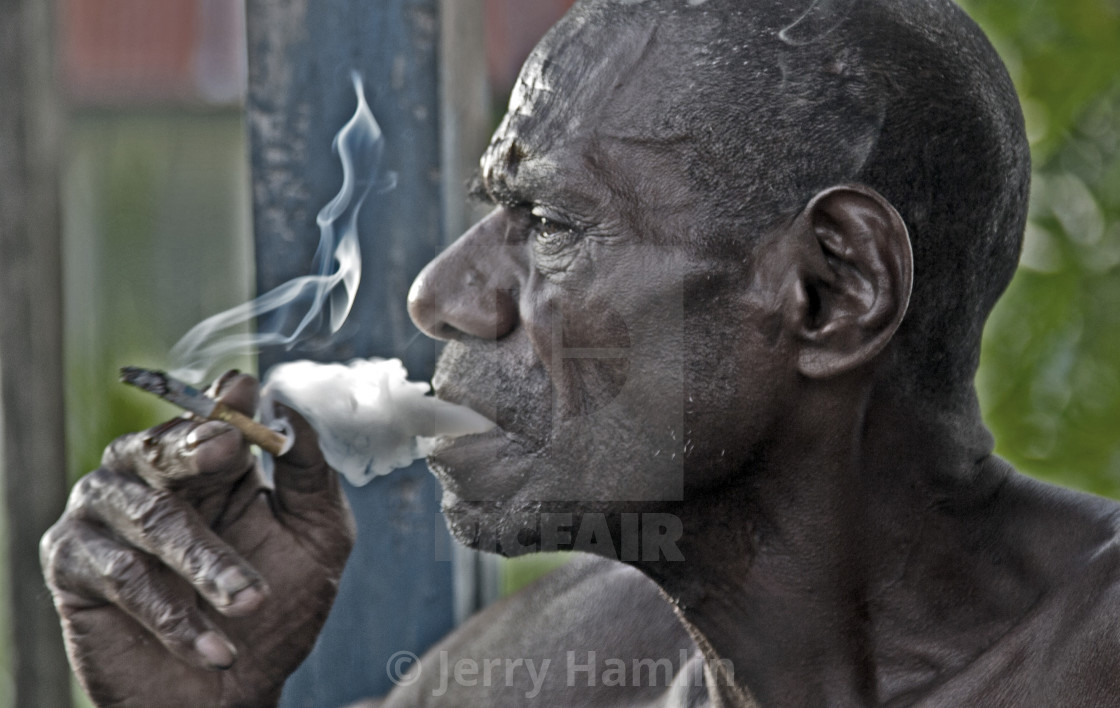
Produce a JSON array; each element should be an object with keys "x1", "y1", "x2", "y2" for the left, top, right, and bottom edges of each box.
[
  {"x1": 429, "y1": 419, "x2": 506, "y2": 453},
  {"x1": 426, "y1": 379, "x2": 508, "y2": 453},
  {"x1": 426, "y1": 337, "x2": 552, "y2": 482},
  {"x1": 425, "y1": 424, "x2": 519, "y2": 500}
]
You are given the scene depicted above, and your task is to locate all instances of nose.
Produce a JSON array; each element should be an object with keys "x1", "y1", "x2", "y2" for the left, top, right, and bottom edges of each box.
[{"x1": 408, "y1": 208, "x2": 522, "y2": 341}]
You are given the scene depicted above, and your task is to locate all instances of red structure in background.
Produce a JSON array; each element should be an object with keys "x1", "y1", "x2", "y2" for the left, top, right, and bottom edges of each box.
[
  {"x1": 59, "y1": 0, "x2": 574, "y2": 107},
  {"x1": 485, "y1": 0, "x2": 577, "y2": 99},
  {"x1": 60, "y1": 0, "x2": 245, "y2": 105}
]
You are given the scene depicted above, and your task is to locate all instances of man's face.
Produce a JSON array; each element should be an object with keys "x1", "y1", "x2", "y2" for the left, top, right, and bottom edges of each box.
[{"x1": 409, "y1": 10, "x2": 793, "y2": 553}]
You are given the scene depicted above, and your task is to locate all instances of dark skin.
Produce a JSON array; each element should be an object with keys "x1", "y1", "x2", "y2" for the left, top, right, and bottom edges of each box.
[
  {"x1": 42, "y1": 2, "x2": 1120, "y2": 707},
  {"x1": 41, "y1": 373, "x2": 355, "y2": 707}
]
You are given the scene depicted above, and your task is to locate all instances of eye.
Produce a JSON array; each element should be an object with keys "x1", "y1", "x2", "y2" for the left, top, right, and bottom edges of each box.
[
  {"x1": 534, "y1": 214, "x2": 568, "y2": 237},
  {"x1": 530, "y1": 211, "x2": 581, "y2": 255}
]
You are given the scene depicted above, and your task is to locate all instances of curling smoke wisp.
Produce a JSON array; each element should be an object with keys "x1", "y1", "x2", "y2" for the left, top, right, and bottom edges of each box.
[
  {"x1": 162, "y1": 73, "x2": 495, "y2": 486},
  {"x1": 169, "y1": 72, "x2": 381, "y2": 384}
]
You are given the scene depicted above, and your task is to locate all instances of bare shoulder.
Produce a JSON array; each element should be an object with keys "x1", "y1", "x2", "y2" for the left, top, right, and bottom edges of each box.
[
  {"x1": 380, "y1": 554, "x2": 704, "y2": 707},
  {"x1": 917, "y1": 478, "x2": 1120, "y2": 705}
]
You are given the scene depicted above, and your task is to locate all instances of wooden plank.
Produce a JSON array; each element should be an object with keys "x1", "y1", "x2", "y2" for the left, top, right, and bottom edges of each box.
[
  {"x1": 244, "y1": 1, "x2": 456, "y2": 705},
  {"x1": 0, "y1": 0, "x2": 73, "y2": 706}
]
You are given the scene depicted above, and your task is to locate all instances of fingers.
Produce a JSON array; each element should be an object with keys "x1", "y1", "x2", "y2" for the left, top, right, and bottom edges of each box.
[
  {"x1": 206, "y1": 370, "x2": 260, "y2": 417},
  {"x1": 103, "y1": 419, "x2": 252, "y2": 489},
  {"x1": 103, "y1": 371, "x2": 261, "y2": 492},
  {"x1": 42, "y1": 518, "x2": 241, "y2": 671},
  {"x1": 270, "y1": 403, "x2": 335, "y2": 502},
  {"x1": 65, "y1": 467, "x2": 270, "y2": 615}
]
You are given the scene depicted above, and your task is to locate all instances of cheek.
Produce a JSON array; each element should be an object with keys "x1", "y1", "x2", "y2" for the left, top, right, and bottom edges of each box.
[
  {"x1": 678, "y1": 295, "x2": 790, "y2": 484},
  {"x1": 520, "y1": 247, "x2": 703, "y2": 453},
  {"x1": 521, "y1": 275, "x2": 635, "y2": 421}
]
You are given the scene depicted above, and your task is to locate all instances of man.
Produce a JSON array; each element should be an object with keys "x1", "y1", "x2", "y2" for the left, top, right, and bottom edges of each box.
[{"x1": 40, "y1": 0, "x2": 1120, "y2": 705}]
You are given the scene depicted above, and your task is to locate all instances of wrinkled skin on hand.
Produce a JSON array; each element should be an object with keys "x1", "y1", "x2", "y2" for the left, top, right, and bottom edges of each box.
[{"x1": 41, "y1": 372, "x2": 355, "y2": 708}]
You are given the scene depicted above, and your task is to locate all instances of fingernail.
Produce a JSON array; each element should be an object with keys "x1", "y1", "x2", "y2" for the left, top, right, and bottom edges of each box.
[
  {"x1": 185, "y1": 423, "x2": 235, "y2": 450},
  {"x1": 195, "y1": 631, "x2": 236, "y2": 670},
  {"x1": 214, "y1": 566, "x2": 253, "y2": 597},
  {"x1": 225, "y1": 585, "x2": 267, "y2": 616},
  {"x1": 213, "y1": 370, "x2": 242, "y2": 396}
]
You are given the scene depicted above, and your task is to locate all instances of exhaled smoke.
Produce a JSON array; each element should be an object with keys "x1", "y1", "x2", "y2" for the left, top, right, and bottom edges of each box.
[
  {"x1": 261, "y1": 358, "x2": 494, "y2": 486},
  {"x1": 165, "y1": 73, "x2": 495, "y2": 485}
]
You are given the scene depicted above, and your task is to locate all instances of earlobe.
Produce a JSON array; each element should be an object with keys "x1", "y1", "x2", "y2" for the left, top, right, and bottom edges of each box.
[{"x1": 790, "y1": 185, "x2": 913, "y2": 379}]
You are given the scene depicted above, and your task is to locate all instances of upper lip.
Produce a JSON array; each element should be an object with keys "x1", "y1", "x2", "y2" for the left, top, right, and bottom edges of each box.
[
  {"x1": 431, "y1": 386, "x2": 478, "y2": 414},
  {"x1": 431, "y1": 372, "x2": 491, "y2": 414}
]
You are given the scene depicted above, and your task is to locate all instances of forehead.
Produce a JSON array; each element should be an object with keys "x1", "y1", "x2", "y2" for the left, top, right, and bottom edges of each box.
[{"x1": 479, "y1": 8, "x2": 705, "y2": 211}]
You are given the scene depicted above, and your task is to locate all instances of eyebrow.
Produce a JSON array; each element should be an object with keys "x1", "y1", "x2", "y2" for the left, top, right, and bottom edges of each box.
[{"x1": 466, "y1": 168, "x2": 528, "y2": 209}]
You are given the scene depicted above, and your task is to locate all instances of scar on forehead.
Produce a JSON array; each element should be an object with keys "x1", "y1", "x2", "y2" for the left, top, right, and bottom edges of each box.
[
  {"x1": 504, "y1": 140, "x2": 527, "y2": 174},
  {"x1": 780, "y1": 0, "x2": 855, "y2": 45},
  {"x1": 470, "y1": 138, "x2": 529, "y2": 206},
  {"x1": 483, "y1": 140, "x2": 527, "y2": 196}
]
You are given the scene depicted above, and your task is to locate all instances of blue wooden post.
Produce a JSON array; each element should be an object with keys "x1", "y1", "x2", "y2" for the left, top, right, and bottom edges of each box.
[{"x1": 244, "y1": 2, "x2": 455, "y2": 705}]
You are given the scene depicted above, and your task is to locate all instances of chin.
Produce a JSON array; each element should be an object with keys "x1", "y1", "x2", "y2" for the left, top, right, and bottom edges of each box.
[
  {"x1": 437, "y1": 487, "x2": 549, "y2": 558},
  {"x1": 426, "y1": 431, "x2": 541, "y2": 557}
]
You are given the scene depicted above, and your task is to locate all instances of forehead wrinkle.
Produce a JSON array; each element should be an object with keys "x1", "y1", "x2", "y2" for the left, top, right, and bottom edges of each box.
[
  {"x1": 583, "y1": 132, "x2": 699, "y2": 246},
  {"x1": 481, "y1": 11, "x2": 665, "y2": 196}
]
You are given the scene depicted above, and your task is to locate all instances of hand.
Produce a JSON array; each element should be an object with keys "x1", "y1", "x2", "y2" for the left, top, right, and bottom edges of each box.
[{"x1": 41, "y1": 372, "x2": 355, "y2": 708}]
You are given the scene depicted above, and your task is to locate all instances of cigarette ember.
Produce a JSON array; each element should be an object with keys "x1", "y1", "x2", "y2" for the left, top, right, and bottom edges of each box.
[{"x1": 120, "y1": 367, "x2": 294, "y2": 457}]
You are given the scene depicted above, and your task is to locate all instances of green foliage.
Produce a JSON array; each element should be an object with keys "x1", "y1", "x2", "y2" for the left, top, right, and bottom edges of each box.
[
  {"x1": 63, "y1": 112, "x2": 254, "y2": 481},
  {"x1": 963, "y1": 0, "x2": 1120, "y2": 163},
  {"x1": 965, "y1": 0, "x2": 1120, "y2": 495}
]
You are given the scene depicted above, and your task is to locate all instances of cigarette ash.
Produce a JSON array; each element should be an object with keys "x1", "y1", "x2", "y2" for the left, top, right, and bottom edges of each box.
[
  {"x1": 119, "y1": 367, "x2": 171, "y2": 397},
  {"x1": 260, "y1": 358, "x2": 495, "y2": 486}
]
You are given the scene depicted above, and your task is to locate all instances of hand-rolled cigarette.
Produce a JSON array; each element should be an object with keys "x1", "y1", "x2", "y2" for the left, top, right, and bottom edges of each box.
[{"x1": 120, "y1": 367, "x2": 294, "y2": 457}]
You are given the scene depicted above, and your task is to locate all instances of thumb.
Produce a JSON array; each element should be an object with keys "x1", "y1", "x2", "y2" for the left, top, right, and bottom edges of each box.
[
  {"x1": 207, "y1": 369, "x2": 260, "y2": 417},
  {"x1": 268, "y1": 402, "x2": 356, "y2": 561},
  {"x1": 268, "y1": 402, "x2": 351, "y2": 524},
  {"x1": 271, "y1": 402, "x2": 328, "y2": 478}
]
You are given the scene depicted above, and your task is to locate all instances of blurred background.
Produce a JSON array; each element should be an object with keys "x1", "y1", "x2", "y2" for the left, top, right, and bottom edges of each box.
[{"x1": 0, "y1": 0, "x2": 1117, "y2": 705}]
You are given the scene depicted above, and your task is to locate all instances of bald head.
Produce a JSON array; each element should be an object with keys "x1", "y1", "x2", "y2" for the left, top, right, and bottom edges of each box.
[{"x1": 501, "y1": 0, "x2": 1029, "y2": 401}]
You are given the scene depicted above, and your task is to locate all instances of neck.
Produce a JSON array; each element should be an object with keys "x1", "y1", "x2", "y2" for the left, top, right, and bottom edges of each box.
[{"x1": 636, "y1": 380, "x2": 1047, "y2": 706}]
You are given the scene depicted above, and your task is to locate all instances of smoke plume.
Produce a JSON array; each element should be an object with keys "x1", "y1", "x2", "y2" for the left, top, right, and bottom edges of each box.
[{"x1": 164, "y1": 73, "x2": 493, "y2": 485}]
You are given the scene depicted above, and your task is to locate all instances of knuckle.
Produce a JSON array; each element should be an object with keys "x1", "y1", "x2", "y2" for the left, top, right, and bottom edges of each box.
[
  {"x1": 128, "y1": 486, "x2": 177, "y2": 532},
  {"x1": 70, "y1": 467, "x2": 152, "y2": 528},
  {"x1": 109, "y1": 572, "x2": 202, "y2": 648},
  {"x1": 146, "y1": 602, "x2": 198, "y2": 643},
  {"x1": 178, "y1": 536, "x2": 228, "y2": 586},
  {"x1": 127, "y1": 499, "x2": 239, "y2": 595},
  {"x1": 100, "y1": 549, "x2": 189, "y2": 633},
  {"x1": 100, "y1": 546, "x2": 148, "y2": 589},
  {"x1": 100, "y1": 432, "x2": 142, "y2": 470},
  {"x1": 40, "y1": 520, "x2": 106, "y2": 595},
  {"x1": 40, "y1": 521, "x2": 62, "y2": 559},
  {"x1": 66, "y1": 468, "x2": 107, "y2": 511},
  {"x1": 39, "y1": 522, "x2": 69, "y2": 585}
]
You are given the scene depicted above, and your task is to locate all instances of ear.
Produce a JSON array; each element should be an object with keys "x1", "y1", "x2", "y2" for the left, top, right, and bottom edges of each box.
[{"x1": 787, "y1": 185, "x2": 913, "y2": 379}]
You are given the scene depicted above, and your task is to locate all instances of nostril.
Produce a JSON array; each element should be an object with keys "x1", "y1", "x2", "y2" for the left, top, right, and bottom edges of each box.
[
  {"x1": 407, "y1": 212, "x2": 522, "y2": 342},
  {"x1": 435, "y1": 322, "x2": 463, "y2": 341},
  {"x1": 407, "y1": 295, "x2": 452, "y2": 342}
]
